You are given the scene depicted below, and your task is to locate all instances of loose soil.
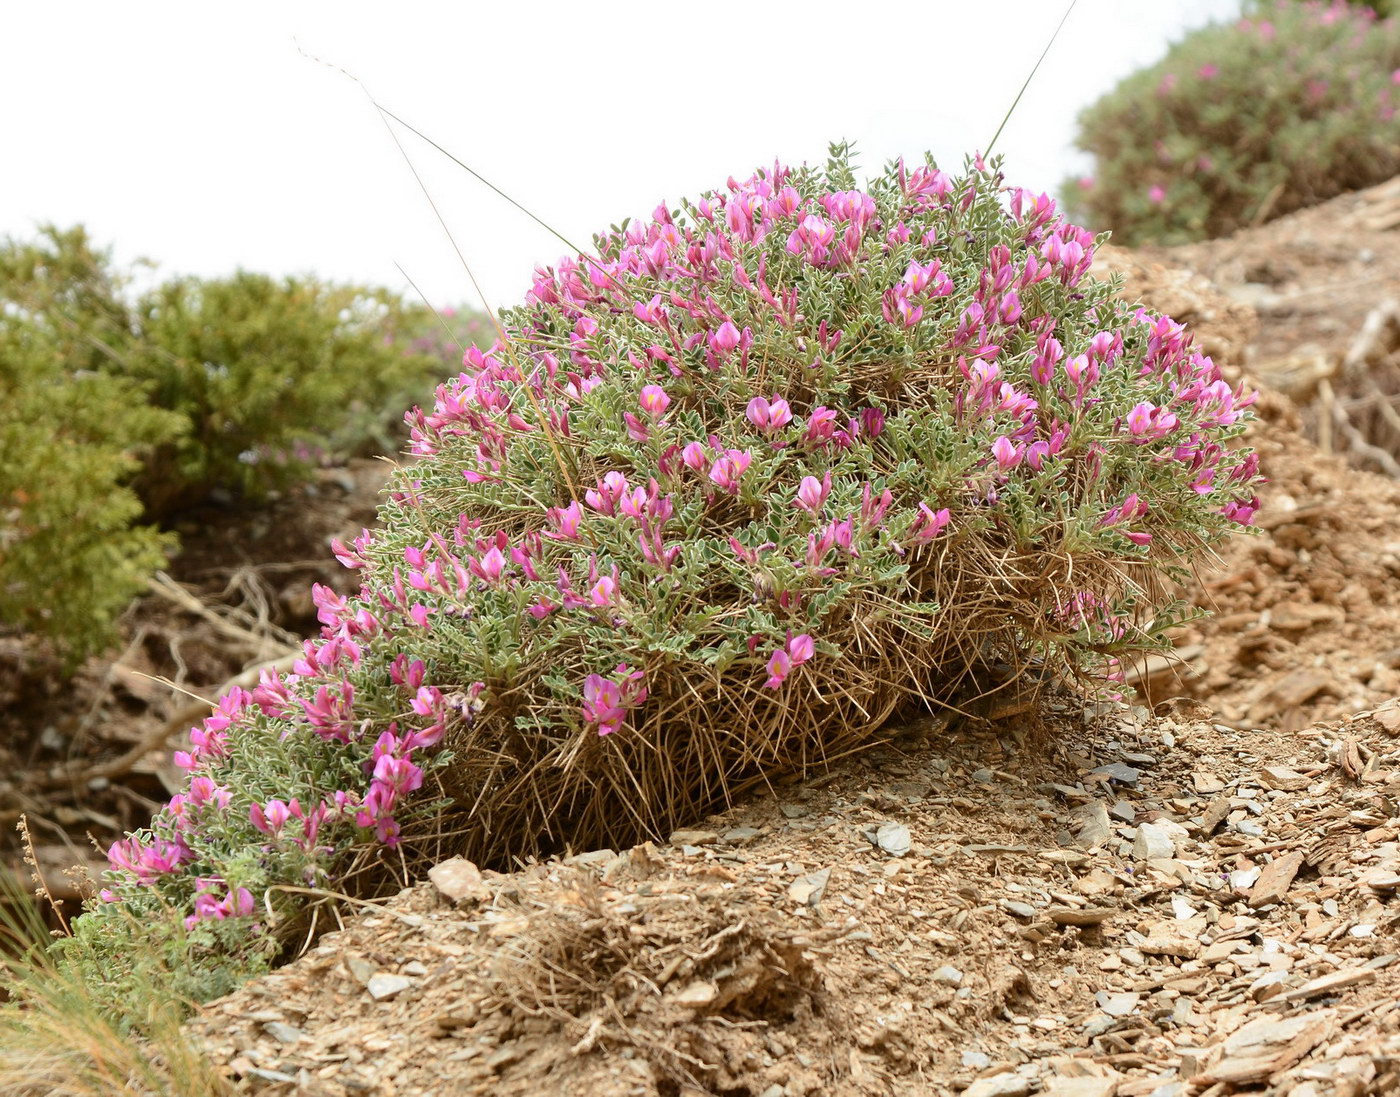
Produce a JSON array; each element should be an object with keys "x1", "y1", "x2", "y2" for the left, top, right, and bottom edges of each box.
[{"x1": 19, "y1": 181, "x2": 1400, "y2": 1095}]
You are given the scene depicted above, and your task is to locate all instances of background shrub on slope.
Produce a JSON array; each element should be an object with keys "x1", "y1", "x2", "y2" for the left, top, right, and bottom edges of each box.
[
  {"x1": 0, "y1": 228, "x2": 181, "y2": 664},
  {"x1": 1066, "y1": 0, "x2": 1400, "y2": 245},
  {"x1": 0, "y1": 226, "x2": 485, "y2": 663},
  {"x1": 70, "y1": 149, "x2": 1263, "y2": 1008}
]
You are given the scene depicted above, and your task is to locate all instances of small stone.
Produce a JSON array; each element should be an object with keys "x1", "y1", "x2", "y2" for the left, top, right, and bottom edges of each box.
[
  {"x1": 964, "y1": 1072, "x2": 1032, "y2": 1097},
  {"x1": 1095, "y1": 990, "x2": 1141, "y2": 1016},
  {"x1": 1193, "y1": 771, "x2": 1226, "y2": 795},
  {"x1": 1048, "y1": 907, "x2": 1112, "y2": 927},
  {"x1": 962, "y1": 1050, "x2": 992, "y2": 1070},
  {"x1": 971, "y1": 768, "x2": 995, "y2": 783},
  {"x1": 402, "y1": 960, "x2": 429, "y2": 977},
  {"x1": 788, "y1": 868, "x2": 831, "y2": 907},
  {"x1": 1001, "y1": 900, "x2": 1036, "y2": 920},
  {"x1": 1045, "y1": 1078, "x2": 1119, "y2": 1097},
  {"x1": 669, "y1": 829, "x2": 719, "y2": 846},
  {"x1": 1273, "y1": 967, "x2": 1376, "y2": 1003},
  {"x1": 675, "y1": 980, "x2": 718, "y2": 1007},
  {"x1": 1259, "y1": 766, "x2": 1309, "y2": 792},
  {"x1": 1250, "y1": 970, "x2": 1288, "y2": 1002},
  {"x1": 1122, "y1": 752, "x2": 1157, "y2": 767},
  {"x1": 779, "y1": 803, "x2": 810, "y2": 819},
  {"x1": 1091, "y1": 762, "x2": 1141, "y2": 786},
  {"x1": 1248, "y1": 851, "x2": 1305, "y2": 909},
  {"x1": 1233, "y1": 819, "x2": 1265, "y2": 838},
  {"x1": 366, "y1": 973, "x2": 413, "y2": 1001},
  {"x1": 1110, "y1": 801, "x2": 1137, "y2": 824},
  {"x1": 262, "y1": 1021, "x2": 305, "y2": 1044},
  {"x1": 876, "y1": 822, "x2": 912, "y2": 857},
  {"x1": 721, "y1": 826, "x2": 763, "y2": 845},
  {"x1": 1133, "y1": 821, "x2": 1177, "y2": 861},
  {"x1": 1361, "y1": 867, "x2": 1400, "y2": 890},
  {"x1": 345, "y1": 955, "x2": 376, "y2": 986},
  {"x1": 1074, "y1": 801, "x2": 1113, "y2": 848},
  {"x1": 933, "y1": 965, "x2": 964, "y2": 987},
  {"x1": 428, "y1": 857, "x2": 489, "y2": 904}
]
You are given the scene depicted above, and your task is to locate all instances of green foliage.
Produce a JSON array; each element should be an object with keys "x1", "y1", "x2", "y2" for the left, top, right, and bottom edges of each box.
[
  {"x1": 130, "y1": 272, "x2": 449, "y2": 515},
  {"x1": 1065, "y1": 0, "x2": 1400, "y2": 244},
  {"x1": 0, "y1": 228, "x2": 179, "y2": 664},
  {"x1": 0, "y1": 224, "x2": 486, "y2": 663}
]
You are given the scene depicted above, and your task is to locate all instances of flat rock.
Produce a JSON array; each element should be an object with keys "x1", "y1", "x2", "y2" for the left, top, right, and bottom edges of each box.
[
  {"x1": 669, "y1": 829, "x2": 719, "y2": 846},
  {"x1": 964, "y1": 1072, "x2": 1033, "y2": 1097},
  {"x1": 1259, "y1": 765, "x2": 1310, "y2": 792},
  {"x1": 1048, "y1": 906, "x2": 1113, "y2": 927},
  {"x1": 1095, "y1": 990, "x2": 1141, "y2": 1017},
  {"x1": 876, "y1": 822, "x2": 912, "y2": 856},
  {"x1": 1133, "y1": 821, "x2": 1178, "y2": 861},
  {"x1": 428, "y1": 857, "x2": 490, "y2": 904},
  {"x1": 1248, "y1": 850, "x2": 1305, "y2": 908},
  {"x1": 1091, "y1": 762, "x2": 1141, "y2": 786},
  {"x1": 366, "y1": 973, "x2": 413, "y2": 1001}
]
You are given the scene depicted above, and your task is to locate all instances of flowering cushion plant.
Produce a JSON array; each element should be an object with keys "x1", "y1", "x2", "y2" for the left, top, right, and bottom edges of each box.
[{"x1": 71, "y1": 147, "x2": 1261, "y2": 997}]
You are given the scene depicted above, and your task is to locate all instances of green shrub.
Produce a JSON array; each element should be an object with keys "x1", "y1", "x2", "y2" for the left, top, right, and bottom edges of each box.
[
  {"x1": 0, "y1": 228, "x2": 180, "y2": 664},
  {"x1": 0, "y1": 225, "x2": 485, "y2": 662},
  {"x1": 131, "y1": 274, "x2": 454, "y2": 517},
  {"x1": 1066, "y1": 0, "x2": 1400, "y2": 244},
  {"x1": 74, "y1": 148, "x2": 1263, "y2": 1010}
]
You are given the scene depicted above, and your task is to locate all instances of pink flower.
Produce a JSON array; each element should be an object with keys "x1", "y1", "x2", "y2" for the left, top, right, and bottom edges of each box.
[
  {"x1": 589, "y1": 576, "x2": 617, "y2": 607},
  {"x1": 796, "y1": 473, "x2": 830, "y2": 514},
  {"x1": 746, "y1": 396, "x2": 793, "y2": 433},
  {"x1": 1197, "y1": 64, "x2": 1218, "y2": 79},
  {"x1": 470, "y1": 545, "x2": 506, "y2": 584},
  {"x1": 1148, "y1": 185, "x2": 1166, "y2": 204},
  {"x1": 991, "y1": 436, "x2": 1021, "y2": 470},
  {"x1": 764, "y1": 648, "x2": 792, "y2": 689},
  {"x1": 708, "y1": 450, "x2": 752, "y2": 494},
  {"x1": 545, "y1": 501, "x2": 584, "y2": 541},
  {"x1": 909, "y1": 504, "x2": 951, "y2": 544},
  {"x1": 710, "y1": 321, "x2": 741, "y2": 358},
  {"x1": 250, "y1": 799, "x2": 292, "y2": 836},
  {"x1": 803, "y1": 407, "x2": 838, "y2": 448},
  {"x1": 681, "y1": 441, "x2": 710, "y2": 471},
  {"x1": 787, "y1": 633, "x2": 814, "y2": 665},
  {"x1": 639, "y1": 385, "x2": 670, "y2": 417}
]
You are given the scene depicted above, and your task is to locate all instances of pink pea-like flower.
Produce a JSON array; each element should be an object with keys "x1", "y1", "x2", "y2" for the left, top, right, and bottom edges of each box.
[
  {"x1": 991, "y1": 436, "x2": 1021, "y2": 470},
  {"x1": 1148, "y1": 185, "x2": 1167, "y2": 204},
  {"x1": 764, "y1": 648, "x2": 792, "y2": 690},
  {"x1": 787, "y1": 634, "x2": 814, "y2": 665},
  {"x1": 639, "y1": 385, "x2": 670, "y2": 418},
  {"x1": 681, "y1": 441, "x2": 710, "y2": 471},
  {"x1": 796, "y1": 473, "x2": 830, "y2": 514},
  {"x1": 589, "y1": 576, "x2": 617, "y2": 607},
  {"x1": 708, "y1": 450, "x2": 752, "y2": 494},
  {"x1": 909, "y1": 504, "x2": 951, "y2": 544},
  {"x1": 710, "y1": 321, "x2": 741, "y2": 358}
]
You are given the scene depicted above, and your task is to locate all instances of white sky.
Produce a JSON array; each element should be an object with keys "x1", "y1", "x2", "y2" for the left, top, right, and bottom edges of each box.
[{"x1": 5, "y1": 0, "x2": 1240, "y2": 312}]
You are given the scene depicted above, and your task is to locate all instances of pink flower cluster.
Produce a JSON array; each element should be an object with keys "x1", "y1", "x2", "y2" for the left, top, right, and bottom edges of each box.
[{"x1": 583, "y1": 664, "x2": 648, "y2": 736}]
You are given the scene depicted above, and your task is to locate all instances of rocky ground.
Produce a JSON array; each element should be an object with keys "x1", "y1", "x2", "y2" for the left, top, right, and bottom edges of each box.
[{"x1": 11, "y1": 181, "x2": 1400, "y2": 1094}]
